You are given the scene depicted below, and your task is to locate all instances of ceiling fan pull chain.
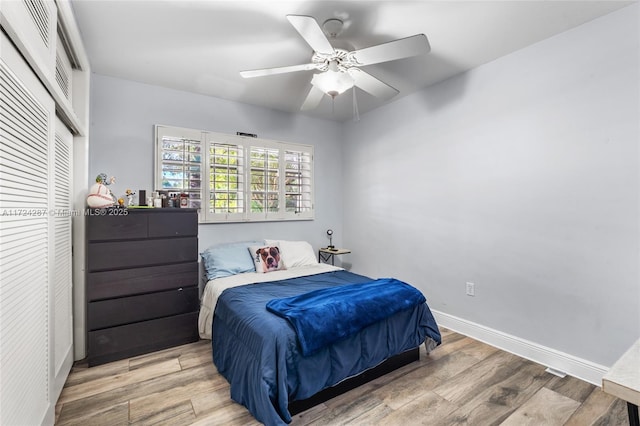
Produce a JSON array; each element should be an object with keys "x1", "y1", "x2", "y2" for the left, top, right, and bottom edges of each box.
[{"x1": 352, "y1": 88, "x2": 360, "y2": 122}]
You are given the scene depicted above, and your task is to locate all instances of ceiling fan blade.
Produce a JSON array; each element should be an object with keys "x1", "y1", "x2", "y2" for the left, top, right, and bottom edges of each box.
[
  {"x1": 286, "y1": 15, "x2": 335, "y2": 56},
  {"x1": 350, "y1": 34, "x2": 430, "y2": 66},
  {"x1": 240, "y1": 63, "x2": 318, "y2": 78},
  {"x1": 348, "y1": 68, "x2": 399, "y2": 100},
  {"x1": 300, "y1": 85, "x2": 326, "y2": 110}
]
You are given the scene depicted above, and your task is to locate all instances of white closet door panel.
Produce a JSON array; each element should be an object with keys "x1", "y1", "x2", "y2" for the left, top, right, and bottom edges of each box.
[
  {"x1": 52, "y1": 117, "x2": 74, "y2": 399},
  {"x1": 0, "y1": 0, "x2": 57, "y2": 80},
  {"x1": 55, "y1": 36, "x2": 72, "y2": 101},
  {"x1": 0, "y1": 31, "x2": 54, "y2": 426}
]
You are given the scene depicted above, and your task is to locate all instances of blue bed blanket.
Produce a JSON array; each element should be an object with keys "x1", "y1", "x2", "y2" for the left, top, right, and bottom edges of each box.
[
  {"x1": 266, "y1": 278, "x2": 426, "y2": 356},
  {"x1": 212, "y1": 270, "x2": 441, "y2": 426}
]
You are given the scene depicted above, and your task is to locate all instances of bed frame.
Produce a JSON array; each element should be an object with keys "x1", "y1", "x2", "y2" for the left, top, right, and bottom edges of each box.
[{"x1": 288, "y1": 346, "x2": 420, "y2": 415}]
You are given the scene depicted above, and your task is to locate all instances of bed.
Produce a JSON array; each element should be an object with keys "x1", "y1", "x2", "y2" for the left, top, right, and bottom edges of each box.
[{"x1": 199, "y1": 240, "x2": 441, "y2": 426}]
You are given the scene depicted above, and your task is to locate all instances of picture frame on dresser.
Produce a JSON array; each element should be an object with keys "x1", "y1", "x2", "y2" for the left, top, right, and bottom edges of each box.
[{"x1": 85, "y1": 208, "x2": 200, "y2": 366}]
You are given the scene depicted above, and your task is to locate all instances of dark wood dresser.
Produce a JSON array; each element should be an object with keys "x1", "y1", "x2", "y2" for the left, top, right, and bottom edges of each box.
[{"x1": 86, "y1": 208, "x2": 199, "y2": 366}]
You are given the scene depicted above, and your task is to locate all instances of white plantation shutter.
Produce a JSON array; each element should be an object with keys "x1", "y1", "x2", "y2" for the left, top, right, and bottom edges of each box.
[
  {"x1": 0, "y1": 31, "x2": 55, "y2": 425},
  {"x1": 207, "y1": 140, "x2": 245, "y2": 221},
  {"x1": 284, "y1": 149, "x2": 313, "y2": 219},
  {"x1": 156, "y1": 126, "x2": 314, "y2": 222},
  {"x1": 52, "y1": 117, "x2": 74, "y2": 398},
  {"x1": 155, "y1": 126, "x2": 203, "y2": 213},
  {"x1": 249, "y1": 145, "x2": 280, "y2": 219}
]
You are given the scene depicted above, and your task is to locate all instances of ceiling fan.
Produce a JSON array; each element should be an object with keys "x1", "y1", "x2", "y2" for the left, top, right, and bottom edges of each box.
[{"x1": 240, "y1": 15, "x2": 431, "y2": 111}]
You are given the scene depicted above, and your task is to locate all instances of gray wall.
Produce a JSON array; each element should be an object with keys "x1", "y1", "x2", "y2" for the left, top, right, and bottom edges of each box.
[
  {"x1": 341, "y1": 5, "x2": 639, "y2": 366},
  {"x1": 89, "y1": 75, "x2": 344, "y2": 252}
]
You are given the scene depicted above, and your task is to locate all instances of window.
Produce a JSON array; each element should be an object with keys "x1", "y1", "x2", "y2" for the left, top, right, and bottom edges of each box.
[
  {"x1": 155, "y1": 126, "x2": 203, "y2": 210},
  {"x1": 156, "y1": 125, "x2": 313, "y2": 223}
]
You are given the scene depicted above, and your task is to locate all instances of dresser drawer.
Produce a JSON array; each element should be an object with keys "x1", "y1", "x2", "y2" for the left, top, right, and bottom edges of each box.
[
  {"x1": 87, "y1": 237, "x2": 197, "y2": 271},
  {"x1": 88, "y1": 286, "x2": 198, "y2": 330},
  {"x1": 87, "y1": 263, "x2": 198, "y2": 301},
  {"x1": 88, "y1": 312, "x2": 199, "y2": 366},
  {"x1": 148, "y1": 210, "x2": 197, "y2": 237},
  {"x1": 87, "y1": 212, "x2": 148, "y2": 241}
]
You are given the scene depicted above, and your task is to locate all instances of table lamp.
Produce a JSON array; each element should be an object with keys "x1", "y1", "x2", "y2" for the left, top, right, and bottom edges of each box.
[{"x1": 326, "y1": 229, "x2": 334, "y2": 249}]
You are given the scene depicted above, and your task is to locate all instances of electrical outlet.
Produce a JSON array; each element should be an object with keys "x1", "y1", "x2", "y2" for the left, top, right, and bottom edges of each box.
[{"x1": 466, "y1": 282, "x2": 475, "y2": 296}]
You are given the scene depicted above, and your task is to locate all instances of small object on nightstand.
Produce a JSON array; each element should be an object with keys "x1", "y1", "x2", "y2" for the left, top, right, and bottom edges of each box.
[
  {"x1": 326, "y1": 229, "x2": 334, "y2": 249},
  {"x1": 319, "y1": 247, "x2": 351, "y2": 265}
]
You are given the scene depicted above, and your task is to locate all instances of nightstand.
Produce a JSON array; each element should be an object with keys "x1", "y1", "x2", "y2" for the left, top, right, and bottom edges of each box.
[{"x1": 318, "y1": 248, "x2": 351, "y2": 265}]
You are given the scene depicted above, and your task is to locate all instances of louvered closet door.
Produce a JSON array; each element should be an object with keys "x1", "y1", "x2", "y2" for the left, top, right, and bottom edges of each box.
[
  {"x1": 0, "y1": 30, "x2": 55, "y2": 425},
  {"x1": 0, "y1": 0, "x2": 57, "y2": 80},
  {"x1": 52, "y1": 116, "x2": 74, "y2": 401}
]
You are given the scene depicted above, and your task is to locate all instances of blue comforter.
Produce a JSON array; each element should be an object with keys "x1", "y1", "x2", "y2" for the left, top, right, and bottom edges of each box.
[
  {"x1": 212, "y1": 270, "x2": 441, "y2": 426},
  {"x1": 266, "y1": 278, "x2": 426, "y2": 356}
]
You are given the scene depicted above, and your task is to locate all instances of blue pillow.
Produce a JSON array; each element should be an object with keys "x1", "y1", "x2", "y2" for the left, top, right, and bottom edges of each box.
[{"x1": 201, "y1": 241, "x2": 264, "y2": 280}]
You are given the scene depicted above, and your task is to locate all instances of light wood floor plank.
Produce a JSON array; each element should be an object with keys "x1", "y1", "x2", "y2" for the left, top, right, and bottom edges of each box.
[
  {"x1": 315, "y1": 389, "x2": 385, "y2": 425},
  {"x1": 56, "y1": 400, "x2": 129, "y2": 426},
  {"x1": 58, "y1": 358, "x2": 181, "y2": 404},
  {"x1": 58, "y1": 362, "x2": 218, "y2": 422},
  {"x1": 178, "y1": 342, "x2": 215, "y2": 370},
  {"x1": 189, "y1": 395, "x2": 260, "y2": 425},
  {"x1": 438, "y1": 359, "x2": 550, "y2": 425},
  {"x1": 565, "y1": 389, "x2": 625, "y2": 426},
  {"x1": 546, "y1": 374, "x2": 597, "y2": 403},
  {"x1": 291, "y1": 403, "x2": 330, "y2": 425},
  {"x1": 55, "y1": 330, "x2": 629, "y2": 426},
  {"x1": 429, "y1": 351, "x2": 486, "y2": 383},
  {"x1": 63, "y1": 359, "x2": 130, "y2": 387},
  {"x1": 190, "y1": 387, "x2": 238, "y2": 417},
  {"x1": 457, "y1": 338, "x2": 500, "y2": 361},
  {"x1": 500, "y1": 387, "x2": 581, "y2": 425},
  {"x1": 376, "y1": 390, "x2": 458, "y2": 425},
  {"x1": 129, "y1": 399, "x2": 195, "y2": 425},
  {"x1": 424, "y1": 335, "x2": 475, "y2": 362},
  {"x1": 590, "y1": 399, "x2": 630, "y2": 426},
  {"x1": 432, "y1": 350, "x2": 525, "y2": 405},
  {"x1": 128, "y1": 340, "x2": 210, "y2": 371},
  {"x1": 128, "y1": 375, "x2": 220, "y2": 423}
]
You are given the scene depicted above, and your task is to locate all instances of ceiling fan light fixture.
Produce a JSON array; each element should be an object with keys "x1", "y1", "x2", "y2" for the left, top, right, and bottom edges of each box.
[{"x1": 311, "y1": 69, "x2": 354, "y2": 99}]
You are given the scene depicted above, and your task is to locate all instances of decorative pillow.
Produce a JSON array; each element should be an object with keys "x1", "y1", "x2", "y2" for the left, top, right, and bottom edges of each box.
[
  {"x1": 249, "y1": 245, "x2": 286, "y2": 273},
  {"x1": 266, "y1": 240, "x2": 317, "y2": 269},
  {"x1": 200, "y1": 241, "x2": 263, "y2": 280}
]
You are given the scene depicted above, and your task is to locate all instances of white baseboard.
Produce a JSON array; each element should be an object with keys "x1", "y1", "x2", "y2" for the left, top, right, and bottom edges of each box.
[{"x1": 432, "y1": 310, "x2": 608, "y2": 386}]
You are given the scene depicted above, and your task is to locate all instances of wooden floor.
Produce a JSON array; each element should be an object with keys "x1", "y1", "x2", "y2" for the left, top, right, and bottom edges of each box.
[{"x1": 55, "y1": 328, "x2": 628, "y2": 425}]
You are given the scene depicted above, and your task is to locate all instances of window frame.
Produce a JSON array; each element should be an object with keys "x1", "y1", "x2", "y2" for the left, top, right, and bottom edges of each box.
[{"x1": 155, "y1": 125, "x2": 314, "y2": 223}]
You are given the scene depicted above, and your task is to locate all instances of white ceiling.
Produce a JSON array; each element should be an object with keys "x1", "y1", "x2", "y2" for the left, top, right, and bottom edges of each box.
[{"x1": 70, "y1": 1, "x2": 633, "y2": 122}]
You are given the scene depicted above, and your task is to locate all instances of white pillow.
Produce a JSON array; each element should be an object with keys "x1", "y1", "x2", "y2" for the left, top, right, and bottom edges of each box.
[{"x1": 266, "y1": 240, "x2": 317, "y2": 269}]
